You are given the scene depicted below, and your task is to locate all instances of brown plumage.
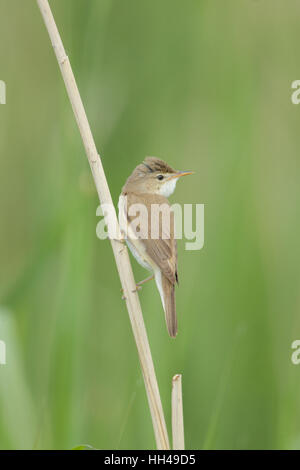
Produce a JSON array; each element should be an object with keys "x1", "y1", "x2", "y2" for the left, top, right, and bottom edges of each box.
[{"x1": 119, "y1": 157, "x2": 193, "y2": 337}]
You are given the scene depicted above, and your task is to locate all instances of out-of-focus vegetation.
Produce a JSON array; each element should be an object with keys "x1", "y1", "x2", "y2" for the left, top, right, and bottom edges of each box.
[{"x1": 1, "y1": 0, "x2": 300, "y2": 449}]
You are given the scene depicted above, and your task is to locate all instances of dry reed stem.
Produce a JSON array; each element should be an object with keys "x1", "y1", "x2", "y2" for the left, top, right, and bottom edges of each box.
[
  {"x1": 36, "y1": 0, "x2": 169, "y2": 450},
  {"x1": 172, "y1": 374, "x2": 185, "y2": 450}
]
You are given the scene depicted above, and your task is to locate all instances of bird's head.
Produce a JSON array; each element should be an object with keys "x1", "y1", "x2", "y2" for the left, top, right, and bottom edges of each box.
[{"x1": 123, "y1": 157, "x2": 194, "y2": 197}]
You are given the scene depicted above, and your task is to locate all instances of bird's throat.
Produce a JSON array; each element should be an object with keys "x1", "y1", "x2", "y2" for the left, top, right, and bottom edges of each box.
[{"x1": 157, "y1": 178, "x2": 178, "y2": 197}]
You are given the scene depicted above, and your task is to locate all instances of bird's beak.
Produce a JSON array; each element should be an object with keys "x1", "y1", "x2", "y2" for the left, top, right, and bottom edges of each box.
[{"x1": 168, "y1": 170, "x2": 195, "y2": 180}]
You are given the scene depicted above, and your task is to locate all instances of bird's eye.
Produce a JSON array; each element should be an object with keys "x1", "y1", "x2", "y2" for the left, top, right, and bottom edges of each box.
[{"x1": 157, "y1": 174, "x2": 164, "y2": 181}]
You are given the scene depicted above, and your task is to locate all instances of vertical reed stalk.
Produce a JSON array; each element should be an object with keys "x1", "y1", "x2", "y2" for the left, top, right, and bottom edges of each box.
[
  {"x1": 172, "y1": 374, "x2": 185, "y2": 450},
  {"x1": 36, "y1": 0, "x2": 169, "y2": 450}
]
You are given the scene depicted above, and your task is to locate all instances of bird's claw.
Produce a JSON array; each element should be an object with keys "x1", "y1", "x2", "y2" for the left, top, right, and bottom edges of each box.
[
  {"x1": 132, "y1": 285, "x2": 142, "y2": 293},
  {"x1": 110, "y1": 236, "x2": 126, "y2": 253},
  {"x1": 120, "y1": 283, "x2": 142, "y2": 299}
]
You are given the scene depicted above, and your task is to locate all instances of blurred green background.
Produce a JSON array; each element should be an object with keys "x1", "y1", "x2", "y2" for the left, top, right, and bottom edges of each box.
[{"x1": 1, "y1": 0, "x2": 300, "y2": 450}]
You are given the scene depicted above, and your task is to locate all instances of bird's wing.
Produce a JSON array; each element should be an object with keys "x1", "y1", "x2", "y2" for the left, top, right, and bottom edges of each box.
[
  {"x1": 126, "y1": 192, "x2": 178, "y2": 285},
  {"x1": 144, "y1": 229, "x2": 178, "y2": 285}
]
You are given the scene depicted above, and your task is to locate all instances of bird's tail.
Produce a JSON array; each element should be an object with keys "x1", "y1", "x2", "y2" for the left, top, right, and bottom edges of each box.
[{"x1": 155, "y1": 271, "x2": 177, "y2": 337}]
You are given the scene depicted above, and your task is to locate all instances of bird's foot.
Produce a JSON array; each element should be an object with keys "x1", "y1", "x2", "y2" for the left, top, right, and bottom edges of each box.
[
  {"x1": 120, "y1": 275, "x2": 154, "y2": 299},
  {"x1": 120, "y1": 283, "x2": 142, "y2": 300},
  {"x1": 110, "y1": 235, "x2": 126, "y2": 253}
]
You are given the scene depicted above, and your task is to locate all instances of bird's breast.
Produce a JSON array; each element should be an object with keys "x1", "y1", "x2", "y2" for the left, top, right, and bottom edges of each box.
[
  {"x1": 118, "y1": 193, "x2": 154, "y2": 272},
  {"x1": 126, "y1": 239, "x2": 153, "y2": 271}
]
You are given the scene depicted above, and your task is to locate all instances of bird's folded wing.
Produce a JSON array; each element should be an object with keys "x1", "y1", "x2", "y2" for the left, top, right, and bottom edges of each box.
[{"x1": 126, "y1": 192, "x2": 178, "y2": 285}]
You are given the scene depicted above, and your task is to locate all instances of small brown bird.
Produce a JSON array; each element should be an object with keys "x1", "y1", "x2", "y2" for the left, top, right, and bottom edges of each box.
[{"x1": 119, "y1": 157, "x2": 193, "y2": 337}]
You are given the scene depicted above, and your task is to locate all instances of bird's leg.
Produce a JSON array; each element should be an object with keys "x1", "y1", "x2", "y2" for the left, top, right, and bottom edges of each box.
[
  {"x1": 135, "y1": 274, "x2": 155, "y2": 290},
  {"x1": 121, "y1": 274, "x2": 154, "y2": 299}
]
